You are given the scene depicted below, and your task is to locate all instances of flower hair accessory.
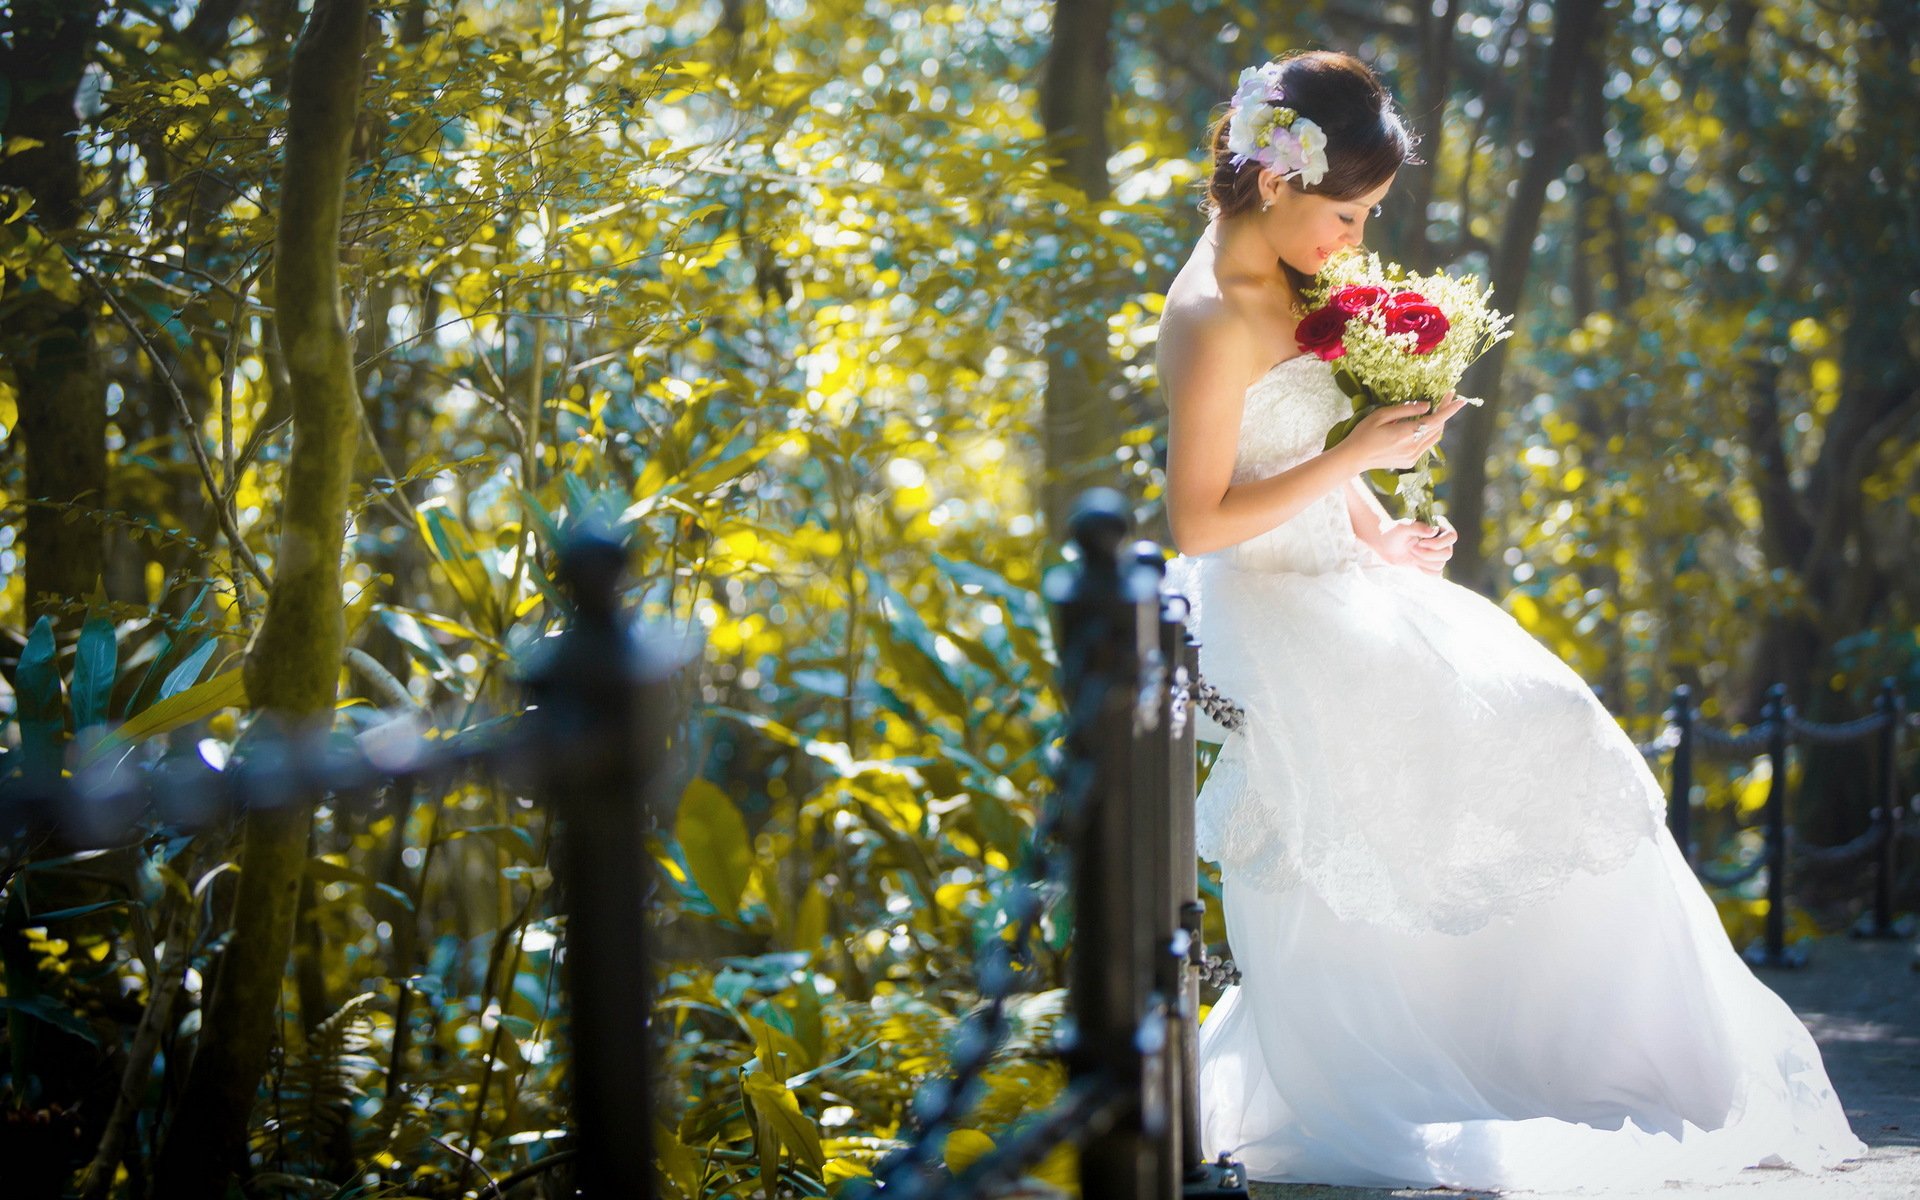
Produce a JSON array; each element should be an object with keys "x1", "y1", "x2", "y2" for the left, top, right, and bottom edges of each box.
[{"x1": 1225, "y1": 60, "x2": 1329, "y2": 186}]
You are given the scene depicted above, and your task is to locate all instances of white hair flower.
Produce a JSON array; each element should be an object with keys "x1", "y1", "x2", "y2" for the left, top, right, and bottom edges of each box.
[{"x1": 1224, "y1": 60, "x2": 1330, "y2": 187}]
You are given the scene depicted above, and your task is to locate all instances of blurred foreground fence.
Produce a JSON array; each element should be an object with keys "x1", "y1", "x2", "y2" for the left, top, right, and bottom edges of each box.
[
  {"x1": 2, "y1": 507, "x2": 1254, "y2": 1199},
  {"x1": 0, "y1": 534, "x2": 688, "y2": 1198},
  {"x1": 853, "y1": 487, "x2": 1247, "y2": 1199}
]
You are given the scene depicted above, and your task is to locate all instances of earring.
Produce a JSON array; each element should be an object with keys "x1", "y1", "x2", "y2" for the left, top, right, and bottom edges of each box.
[{"x1": 1261, "y1": 198, "x2": 1272, "y2": 211}]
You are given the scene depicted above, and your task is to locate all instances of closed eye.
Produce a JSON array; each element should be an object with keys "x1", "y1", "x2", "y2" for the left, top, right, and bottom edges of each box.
[{"x1": 1340, "y1": 205, "x2": 1384, "y2": 226}]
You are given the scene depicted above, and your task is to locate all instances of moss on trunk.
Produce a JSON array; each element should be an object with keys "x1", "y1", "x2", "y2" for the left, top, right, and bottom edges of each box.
[{"x1": 152, "y1": 2, "x2": 372, "y2": 1195}]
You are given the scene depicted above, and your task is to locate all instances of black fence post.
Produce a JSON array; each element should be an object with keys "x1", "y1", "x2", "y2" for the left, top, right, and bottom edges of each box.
[
  {"x1": 522, "y1": 532, "x2": 686, "y2": 1198},
  {"x1": 1133, "y1": 541, "x2": 1182, "y2": 1200},
  {"x1": 1669, "y1": 683, "x2": 1694, "y2": 865},
  {"x1": 1857, "y1": 676, "x2": 1905, "y2": 940},
  {"x1": 1749, "y1": 683, "x2": 1805, "y2": 969},
  {"x1": 1047, "y1": 492, "x2": 1166, "y2": 1200},
  {"x1": 1168, "y1": 611, "x2": 1204, "y2": 1183}
]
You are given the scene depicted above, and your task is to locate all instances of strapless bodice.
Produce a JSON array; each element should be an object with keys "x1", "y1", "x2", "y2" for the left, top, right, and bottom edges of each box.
[{"x1": 1203, "y1": 353, "x2": 1384, "y2": 576}]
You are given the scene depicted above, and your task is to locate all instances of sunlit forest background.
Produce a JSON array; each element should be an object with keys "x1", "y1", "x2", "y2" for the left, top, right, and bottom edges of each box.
[{"x1": 0, "y1": 0, "x2": 1914, "y2": 1196}]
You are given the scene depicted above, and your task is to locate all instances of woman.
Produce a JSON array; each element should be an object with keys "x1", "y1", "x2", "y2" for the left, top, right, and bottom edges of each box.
[{"x1": 1158, "y1": 49, "x2": 1868, "y2": 1190}]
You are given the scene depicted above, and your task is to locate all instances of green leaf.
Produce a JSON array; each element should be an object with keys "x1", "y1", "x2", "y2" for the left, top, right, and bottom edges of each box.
[
  {"x1": 861, "y1": 568, "x2": 967, "y2": 718},
  {"x1": 28, "y1": 899, "x2": 130, "y2": 923},
  {"x1": 306, "y1": 857, "x2": 417, "y2": 913},
  {"x1": 0, "y1": 994, "x2": 100, "y2": 1046},
  {"x1": 444, "y1": 824, "x2": 538, "y2": 865},
  {"x1": 158, "y1": 639, "x2": 217, "y2": 701},
  {"x1": 16, "y1": 616, "x2": 63, "y2": 774},
  {"x1": 1322, "y1": 414, "x2": 1362, "y2": 452},
  {"x1": 741, "y1": 1068, "x2": 824, "y2": 1175},
  {"x1": 374, "y1": 607, "x2": 459, "y2": 681},
  {"x1": 656, "y1": 1122, "x2": 701, "y2": 1198},
  {"x1": 675, "y1": 778, "x2": 751, "y2": 918},
  {"x1": 930, "y1": 552, "x2": 1044, "y2": 627},
  {"x1": 129, "y1": 580, "x2": 211, "y2": 710},
  {"x1": 740, "y1": 1010, "x2": 814, "y2": 1077},
  {"x1": 416, "y1": 502, "x2": 502, "y2": 636},
  {"x1": 79, "y1": 669, "x2": 247, "y2": 768},
  {"x1": 72, "y1": 611, "x2": 117, "y2": 729}
]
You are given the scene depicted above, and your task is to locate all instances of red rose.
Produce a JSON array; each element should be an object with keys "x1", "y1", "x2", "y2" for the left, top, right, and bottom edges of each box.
[
  {"x1": 1295, "y1": 305, "x2": 1350, "y2": 361},
  {"x1": 1330, "y1": 285, "x2": 1388, "y2": 318},
  {"x1": 1382, "y1": 296, "x2": 1450, "y2": 354}
]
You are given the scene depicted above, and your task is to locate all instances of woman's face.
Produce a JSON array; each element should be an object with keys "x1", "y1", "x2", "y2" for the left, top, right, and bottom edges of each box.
[{"x1": 1262, "y1": 171, "x2": 1396, "y2": 278}]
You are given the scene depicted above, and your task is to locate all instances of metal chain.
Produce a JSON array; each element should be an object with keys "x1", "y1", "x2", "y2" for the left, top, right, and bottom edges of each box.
[
  {"x1": 1693, "y1": 852, "x2": 1772, "y2": 890},
  {"x1": 1783, "y1": 707, "x2": 1894, "y2": 745},
  {"x1": 908, "y1": 1074, "x2": 1132, "y2": 1200},
  {"x1": 1, "y1": 716, "x2": 517, "y2": 841},
  {"x1": 859, "y1": 613, "x2": 1117, "y2": 1198},
  {"x1": 1688, "y1": 717, "x2": 1779, "y2": 755},
  {"x1": 1197, "y1": 953, "x2": 1241, "y2": 988},
  {"x1": 1192, "y1": 675, "x2": 1246, "y2": 734}
]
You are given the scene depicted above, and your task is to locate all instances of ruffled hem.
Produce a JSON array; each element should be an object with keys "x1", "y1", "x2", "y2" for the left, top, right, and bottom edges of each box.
[{"x1": 1198, "y1": 827, "x2": 1869, "y2": 1190}]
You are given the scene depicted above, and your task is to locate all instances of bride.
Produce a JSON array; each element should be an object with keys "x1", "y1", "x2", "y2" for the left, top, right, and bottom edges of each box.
[{"x1": 1158, "y1": 49, "x2": 1868, "y2": 1190}]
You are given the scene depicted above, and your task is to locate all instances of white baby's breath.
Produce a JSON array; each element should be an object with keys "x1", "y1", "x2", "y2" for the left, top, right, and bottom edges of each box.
[{"x1": 1304, "y1": 249, "x2": 1515, "y2": 525}]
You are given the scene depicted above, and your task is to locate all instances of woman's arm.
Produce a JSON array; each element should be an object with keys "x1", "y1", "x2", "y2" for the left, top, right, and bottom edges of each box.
[
  {"x1": 1161, "y1": 305, "x2": 1367, "y2": 556},
  {"x1": 1342, "y1": 474, "x2": 1394, "y2": 552}
]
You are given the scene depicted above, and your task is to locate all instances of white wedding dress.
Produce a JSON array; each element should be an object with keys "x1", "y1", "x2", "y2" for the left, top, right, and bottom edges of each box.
[{"x1": 1168, "y1": 353, "x2": 1868, "y2": 1191}]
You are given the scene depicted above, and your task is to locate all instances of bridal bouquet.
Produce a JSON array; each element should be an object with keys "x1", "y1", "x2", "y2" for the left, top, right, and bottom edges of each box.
[{"x1": 1295, "y1": 250, "x2": 1513, "y2": 525}]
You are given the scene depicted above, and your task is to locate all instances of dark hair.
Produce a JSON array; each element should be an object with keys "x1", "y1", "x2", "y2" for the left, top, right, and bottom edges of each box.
[{"x1": 1199, "y1": 50, "x2": 1420, "y2": 299}]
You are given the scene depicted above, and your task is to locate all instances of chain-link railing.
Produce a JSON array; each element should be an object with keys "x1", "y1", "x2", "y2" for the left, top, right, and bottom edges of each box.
[
  {"x1": 1633, "y1": 680, "x2": 1912, "y2": 967},
  {"x1": 0, "y1": 533, "x2": 687, "y2": 1198}
]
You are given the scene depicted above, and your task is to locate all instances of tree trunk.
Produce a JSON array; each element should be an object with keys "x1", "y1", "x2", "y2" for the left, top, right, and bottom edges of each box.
[
  {"x1": 1726, "y1": 0, "x2": 1919, "y2": 846},
  {"x1": 1443, "y1": 0, "x2": 1608, "y2": 596},
  {"x1": 1037, "y1": 0, "x2": 1115, "y2": 539},
  {"x1": 1398, "y1": 0, "x2": 1454, "y2": 271},
  {"x1": 151, "y1": 2, "x2": 372, "y2": 1194},
  {"x1": 0, "y1": 0, "x2": 107, "y2": 630}
]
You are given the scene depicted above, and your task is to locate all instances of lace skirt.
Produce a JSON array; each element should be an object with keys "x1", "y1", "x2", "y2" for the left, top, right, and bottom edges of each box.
[{"x1": 1179, "y1": 554, "x2": 1663, "y2": 936}]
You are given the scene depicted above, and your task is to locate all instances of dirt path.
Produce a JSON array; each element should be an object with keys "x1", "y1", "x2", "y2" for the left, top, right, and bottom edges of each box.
[{"x1": 1246, "y1": 931, "x2": 1920, "y2": 1199}]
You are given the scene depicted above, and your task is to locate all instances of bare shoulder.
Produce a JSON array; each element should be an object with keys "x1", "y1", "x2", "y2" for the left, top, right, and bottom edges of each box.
[{"x1": 1156, "y1": 286, "x2": 1262, "y2": 416}]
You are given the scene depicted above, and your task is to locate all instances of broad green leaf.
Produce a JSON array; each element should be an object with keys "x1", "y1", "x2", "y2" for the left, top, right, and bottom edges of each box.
[
  {"x1": 16, "y1": 616, "x2": 63, "y2": 774},
  {"x1": 791, "y1": 888, "x2": 828, "y2": 956},
  {"x1": 931, "y1": 552, "x2": 1044, "y2": 625},
  {"x1": 129, "y1": 580, "x2": 211, "y2": 710},
  {"x1": 444, "y1": 824, "x2": 538, "y2": 865},
  {"x1": 79, "y1": 669, "x2": 247, "y2": 768},
  {"x1": 740, "y1": 1011, "x2": 814, "y2": 1078},
  {"x1": 675, "y1": 778, "x2": 751, "y2": 918},
  {"x1": 374, "y1": 607, "x2": 459, "y2": 681},
  {"x1": 158, "y1": 639, "x2": 217, "y2": 701},
  {"x1": 0, "y1": 994, "x2": 100, "y2": 1046},
  {"x1": 656, "y1": 1122, "x2": 701, "y2": 1198},
  {"x1": 71, "y1": 611, "x2": 117, "y2": 729},
  {"x1": 741, "y1": 1069, "x2": 824, "y2": 1174},
  {"x1": 861, "y1": 569, "x2": 967, "y2": 718},
  {"x1": 416, "y1": 502, "x2": 501, "y2": 635}
]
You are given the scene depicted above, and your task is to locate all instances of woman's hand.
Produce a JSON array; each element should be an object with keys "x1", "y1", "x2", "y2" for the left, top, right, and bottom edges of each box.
[
  {"x1": 1338, "y1": 391, "x2": 1470, "y2": 473},
  {"x1": 1372, "y1": 513, "x2": 1458, "y2": 575}
]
